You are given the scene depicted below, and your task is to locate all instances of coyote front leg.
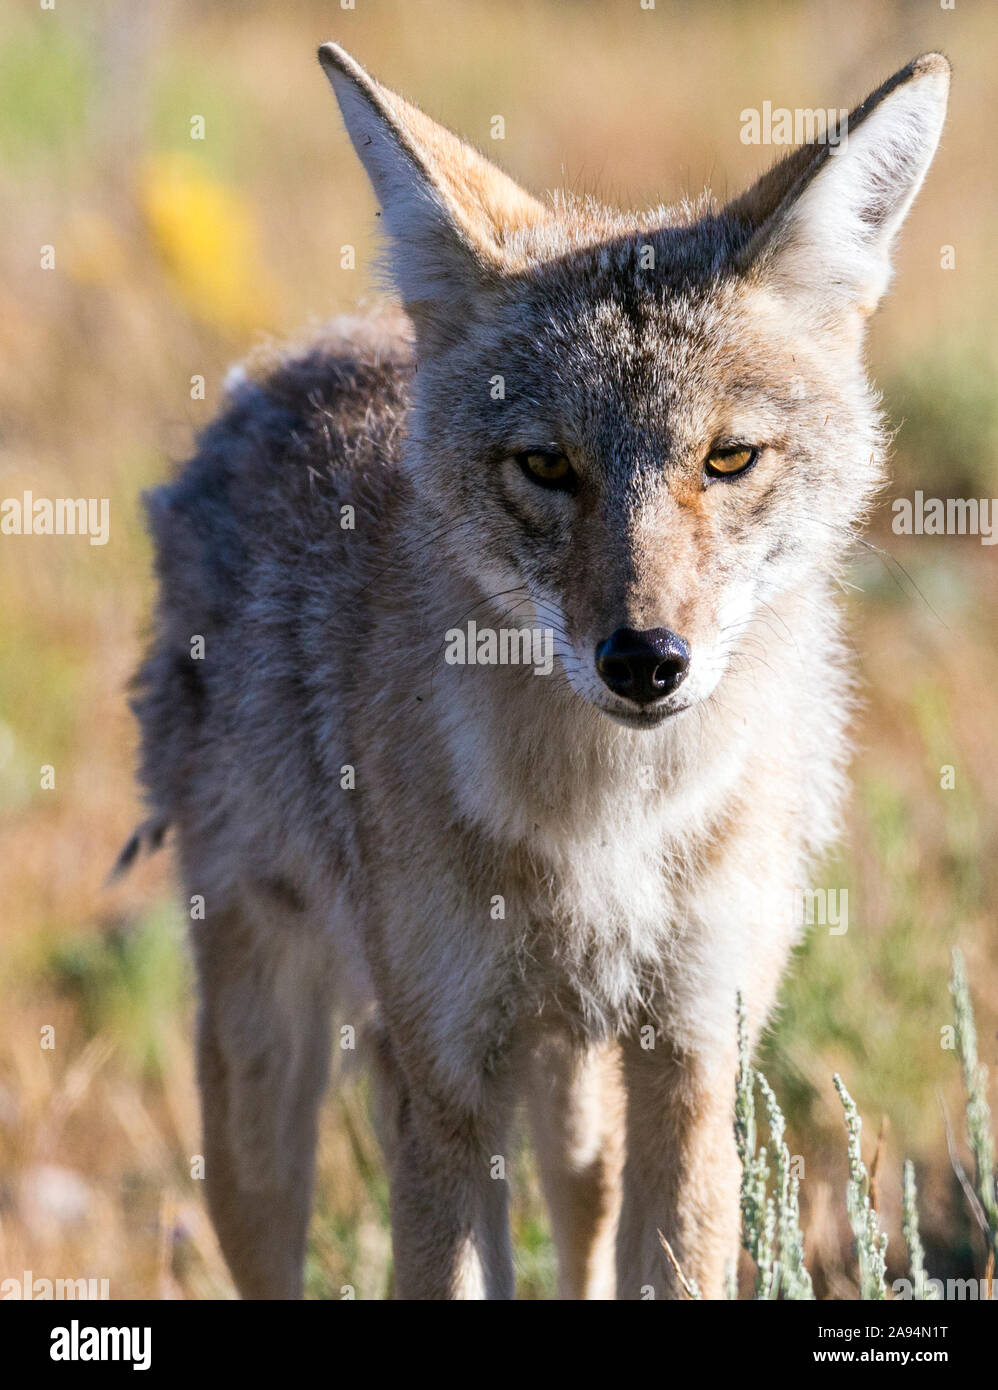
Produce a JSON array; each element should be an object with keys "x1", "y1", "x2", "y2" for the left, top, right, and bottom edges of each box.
[
  {"x1": 615, "y1": 1035, "x2": 741, "y2": 1301},
  {"x1": 374, "y1": 1030, "x2": 517, "y2": 1300},
  {"x1": 526, "y1": 1037, "x2": 625, "y2": 1299}
]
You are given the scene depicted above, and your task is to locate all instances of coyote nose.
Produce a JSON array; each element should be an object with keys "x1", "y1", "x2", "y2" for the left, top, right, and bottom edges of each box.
[{"x1": 594, "y1": 627, "x2": 690, "y2": 705}]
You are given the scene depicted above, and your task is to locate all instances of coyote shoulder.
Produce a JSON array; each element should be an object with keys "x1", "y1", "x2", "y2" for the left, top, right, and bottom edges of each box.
[{"x1": 128, "y1": 45, "x2": 949, "y2": 1298}]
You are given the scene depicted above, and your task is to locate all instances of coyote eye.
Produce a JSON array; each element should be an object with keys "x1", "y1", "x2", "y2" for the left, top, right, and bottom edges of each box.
[
  {"x1": 704, "y1": 445, "x2": 758, "y2": 480},
  {"x1": 516, "y1": 450, "x2": 576, "y2": 492}
]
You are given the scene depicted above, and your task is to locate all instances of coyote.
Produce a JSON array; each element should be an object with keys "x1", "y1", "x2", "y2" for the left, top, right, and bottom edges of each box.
[{"x1": 127, "y1": 44, "x2": 949, "y2": 1299}]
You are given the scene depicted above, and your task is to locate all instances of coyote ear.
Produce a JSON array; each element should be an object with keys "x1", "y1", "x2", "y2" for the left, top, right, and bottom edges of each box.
[
  {"x1": 729, "y1": 54, "x2": 950, "y2": 325},
  {"x1": 318, "y1": 43, "x2": 547, "y2": 350}
]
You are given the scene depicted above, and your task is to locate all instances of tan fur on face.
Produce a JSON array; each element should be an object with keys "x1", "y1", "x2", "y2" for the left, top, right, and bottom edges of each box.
[{"x1": 127, "y1": 48, "x2": 950, "y2": 1298}]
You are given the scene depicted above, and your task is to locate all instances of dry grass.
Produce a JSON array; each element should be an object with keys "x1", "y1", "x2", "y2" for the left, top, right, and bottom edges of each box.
[{"x1": 1, "y1": 0, "x2": 996, "y2": 1298}]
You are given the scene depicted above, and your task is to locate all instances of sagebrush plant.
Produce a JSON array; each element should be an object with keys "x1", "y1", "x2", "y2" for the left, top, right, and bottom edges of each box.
[
  {"x1": 902, "y1": 1158, "x2": 937, "y2": 1301},
  {"x1": 735, "y1": 996, "x2": 813, "y2": 1300},
  {"x1": 832, "y1": 1073, "x2": 889, "y2": 1299},
  {"x1": 950, "y1": 948, "x2": 998, "y2": 1264},
  {"x1": 736, "y1": 955, "x2": 997, "y2": 1299}
]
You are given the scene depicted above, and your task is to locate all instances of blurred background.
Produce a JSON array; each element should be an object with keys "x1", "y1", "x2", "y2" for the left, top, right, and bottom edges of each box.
[{"x1": 1, "y1": 0, "x2": 996, "y2": 1299}]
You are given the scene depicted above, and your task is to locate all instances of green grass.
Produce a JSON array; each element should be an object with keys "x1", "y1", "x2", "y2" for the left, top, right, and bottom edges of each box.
[
  {"x1": 0, "y1": 15, "x2": 92, "y2": 166},
  {"x1": 41, "y1": 906, "x2": 189, "y2": 1078}
]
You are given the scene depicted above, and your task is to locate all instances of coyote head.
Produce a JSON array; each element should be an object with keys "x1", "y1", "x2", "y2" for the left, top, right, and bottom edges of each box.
[{"x1": 320, "y1": 45, "x2": 948, "y2": 728}]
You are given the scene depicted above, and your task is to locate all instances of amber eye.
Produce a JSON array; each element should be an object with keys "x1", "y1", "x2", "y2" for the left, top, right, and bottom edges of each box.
[
  {"x1": 705, "y1": 446, "x2": 758, "y2": 479},
  {"x1": 517, "y1": 450, "x2": 576, "y2": 491}
]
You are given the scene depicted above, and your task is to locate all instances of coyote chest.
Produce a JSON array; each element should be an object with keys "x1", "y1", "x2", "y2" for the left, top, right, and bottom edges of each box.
[{"x1": 427, "y1": 677, "x2": 747, "y2": 1033}]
